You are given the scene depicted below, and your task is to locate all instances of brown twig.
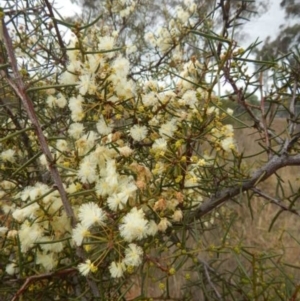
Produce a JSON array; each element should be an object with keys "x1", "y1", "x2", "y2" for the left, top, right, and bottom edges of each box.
[
  {"x1": 145, "y1": 254, "x2": 169, "y2": 273},
  {"x1": 1, "y1": 17, "x2": 75, "y2": 224},
  {"x1": 0, "y1": 97, "x2": 42, "y2": 181},
  {"x1": 11, "y1": 268, "x2": 77, "y2": 301},
  {"x1": 190, "y1": 153, "x2": 300, "y2": 221},
  {"x1": 288, "y1": 81, "x2": 298, "y2": 136},
  {"x1": 2, "y1": 13, "x2": 101, "y2": 300},
  {"x1": 203, "y1": 261, "x2": 223, "y2": 300},
  {"x1": 252, "y1": 187, "x2": 300, "y2": 216},
  {"x1": 289, "y1": 283, "x2": 300, "y2": 301},
  {"x1": 223, "y1": 65, "x2": 284, "y2": 146},
  {"x1": 259, "y1": 71, "x2": 271, "y2": 158},
  {"x1": 43, "y1": 0, "x2": 68, "y2": 66}
]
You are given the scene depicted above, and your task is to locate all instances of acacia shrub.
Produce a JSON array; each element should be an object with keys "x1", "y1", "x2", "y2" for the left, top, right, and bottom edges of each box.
[{"x1": 0, "y1": 1, "x2": 300, "y2": 300}]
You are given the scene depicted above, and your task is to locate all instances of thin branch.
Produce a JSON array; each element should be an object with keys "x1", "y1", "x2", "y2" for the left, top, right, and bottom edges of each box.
[
  {"x1": 251, "y1": 187, "x2": 299, "y2": 216},
  {"x1": 1, "y1": 17, "x2": 75, "y2": 224},
  {"x1": 190, "y1": 153, "x2": 300, "y2": 221},
  {"x1": 129, "y1": 18, "x2": 203, "y2": 78},
  {"x1": 0, "y1": 97, "x2": 42, "y2": 179},
  {"x1": 145, "y1": 254, "x2": 169, "y2": 273},
  {"x1": 289, "y1": 283, "x2": 300, "y2": 301},
  {"x1": 2, "y1": 17, "x2": 102, "y2": 298},
  {"x1": 259, "y1": 70, "x2": 271, "y2": 158},
  {"x1": 197, "y1": 257, "x2": 248, "y2": 300},
  {"x1": 288, "y1": 81, "x2": 298, "y2": 136},
  {"x1": 11, "y1": 268, "x2": 77, "y2": 301},
  {"x1": 2, "y1": 6, "x2": 43, "y2": 17},
  {"x1": 44, "y1": 0, "x2": 67, "y2": 66},
  {"x1": 203, "y1": 261, "x2": 223, "y2": 300},
  {"x1": 223, "y1": 65, "x2": 284, "y2": 146}
]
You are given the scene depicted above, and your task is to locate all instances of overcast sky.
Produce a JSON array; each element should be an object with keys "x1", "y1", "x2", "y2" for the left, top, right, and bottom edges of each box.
[
  {"x1": 59, "y1": 0, "x2": 285, "y2": 47},
  {"x1": 0, "y1": 0, "x2": 285, "y2": 43},
  {"x1": 242, "y1": 1, "x2": 285, "y2": 43}
]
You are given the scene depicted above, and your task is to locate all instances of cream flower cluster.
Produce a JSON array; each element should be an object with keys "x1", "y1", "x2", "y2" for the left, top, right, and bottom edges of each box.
[
  {"x1": 144, "y1": 0, "x2": 197, "y2": 54},
  {"x1": 0, "y1": 14, "x2": 239, "y2": 282}
]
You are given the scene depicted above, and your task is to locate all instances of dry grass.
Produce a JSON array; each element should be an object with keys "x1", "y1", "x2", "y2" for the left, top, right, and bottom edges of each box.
[
  {"x1": 204, "y1": 117, "x2": 300, "y2": 257},
  {"x1": 124, "y1": 119, "x2": 300, "y2": 300},
  {"x1": 217, "y1": 119, "x2": 300, "y2": 297}
]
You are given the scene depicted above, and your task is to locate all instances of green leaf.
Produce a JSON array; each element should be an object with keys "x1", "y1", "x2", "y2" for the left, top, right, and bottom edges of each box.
[{"x1": 189, "y1": 30, "x2": 232, "y2": 44}]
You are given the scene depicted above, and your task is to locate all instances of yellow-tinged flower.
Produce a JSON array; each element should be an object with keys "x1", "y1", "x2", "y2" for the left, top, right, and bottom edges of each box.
[
  {"x1": 5, "y1": 262, "x2": 19, "y2": 275},
  {"x1": 152, "y1": 138, "x2": 167, "y2": 152},
  {"x1": 175, "y1": 139, "x2": 183, "y2": 148},
  {"x1": 175, "y1": 175, "x2": 183, "y2": 183},
  {"x1": 0, "y1": 149, "x2": 16, "y2": 163},
  {"x1": 130, "y1": 125, "x2": 148, "y2": 141},
  {"x1": 157, "y1": 217, "x2": 171, "y2": 232},
  {"x1": 78, "y1": 259, "x2": 98, "y2": 276},
  {"x1": 159, "y1": 282, "x2": 166, "y2": 290},
  {"x1": 197, "y1": 159, "x2": 206, "y2": 166},
  {"x1": 78, "y1": 202, "x2": 107, "y2": 228},
  {"x1": 124, "y1": 243, "x2": 144, "y2": 267},
  {"x1": 72, "y1": 223, "x2": 91, "y2": 246},
  {"x1": 180, "y1": 156, "x2": 187, "y2": 162},
  {"x1": 221, "y1": 137, "x2": 236, "y2": 152},
  {"x1": 119, "y1": 207, "x2": 149, "y2": 242},
  {"x1": 159, "y1": 118, "x2": 178, "y2": 138},
  {"x1": 172, "y1": 209, "x2": 183, "y2": 222},
  {"x1": 109, "y1": 261, "x2": 126, "y2": 278}
]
